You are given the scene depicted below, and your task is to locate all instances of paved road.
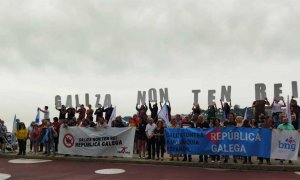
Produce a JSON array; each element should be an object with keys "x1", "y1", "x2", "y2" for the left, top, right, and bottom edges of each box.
[{"x1": 0, "y1": 158, "x2": 299, "y2": 180}]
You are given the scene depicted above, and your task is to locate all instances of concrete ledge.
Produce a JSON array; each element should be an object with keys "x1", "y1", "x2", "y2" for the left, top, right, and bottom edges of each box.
[{"x1": 1, "y1": 153, "x2": 300, "y2": 172}]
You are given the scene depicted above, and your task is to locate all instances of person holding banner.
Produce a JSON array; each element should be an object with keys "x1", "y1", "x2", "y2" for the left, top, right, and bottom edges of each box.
[
  {"x1": 277, "y1": 115, "x2": 295, "y2": 165},
  {"x1": 169, "y1": 118, "x2": 180, "y2": 161},
  {"x1": 136, "y1": 117, "x2": 147, "y2": 159},
  {"x1": 196, "y1": 115, "x2": 209, "y2": 163},
  {"x1": 154, "y1": 120, "x2": 165, "y2": 161},
  {"x1": 211, "y1": 119, "x2": 222, "y2": 163},
  {"x1": 223, "y1": 113, "x2": 238, "y2": 164},
  {"x1": 181, "y1": 116, "x2": 194, "y2": 162},
  {"x1": 241, "y1": 119, "x2": 253, "y2": 164},
  {"x1": 145, "y1": 118, "x2": 157, "y2": 160},
  {"x1": 258, "y1": 116, "x2": 272, "y2": 165}
]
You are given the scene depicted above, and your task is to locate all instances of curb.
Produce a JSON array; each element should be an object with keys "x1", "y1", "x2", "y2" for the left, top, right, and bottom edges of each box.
[{"x1": 1, "y1": 154, "x2": 300, "y2": 172}]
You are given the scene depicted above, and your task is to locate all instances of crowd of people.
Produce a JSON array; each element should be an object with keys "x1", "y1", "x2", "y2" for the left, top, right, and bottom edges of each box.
[{"x1": 0, "y1": 97, "x2": 299, "y2": 165}]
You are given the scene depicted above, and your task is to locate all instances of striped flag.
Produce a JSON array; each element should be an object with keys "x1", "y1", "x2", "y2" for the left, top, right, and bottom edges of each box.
[
  {"x1": 35, "y1": 109, "x2": 40, "y2": 125},
  {"x1": 158, "y1": 103, "x2": 171, "y2": 127},
  {"x1": 108, "y1": 107, "x2": 116, "y2": 127}
]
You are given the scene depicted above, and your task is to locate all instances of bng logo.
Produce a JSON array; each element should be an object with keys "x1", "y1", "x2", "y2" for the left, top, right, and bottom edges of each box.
[{"x1": 278, "y1": 137, "x2": 296, "y2": 151}]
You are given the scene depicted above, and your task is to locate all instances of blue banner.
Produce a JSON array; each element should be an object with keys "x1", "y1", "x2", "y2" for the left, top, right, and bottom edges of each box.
[{"x1": 165, "y1": 127, "x2": 272, "y2": 157}]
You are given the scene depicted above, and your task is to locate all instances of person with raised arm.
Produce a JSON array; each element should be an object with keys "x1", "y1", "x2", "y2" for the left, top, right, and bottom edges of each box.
[
  {"x1": 252, "y1": 98, "x2": 270, "y2": 126},
  {"x1": 220, "y1": 99, "x2": 232, "y2": 120},
  {"x1": 149, "y1": 101, "x2": 159, "y2": 123},
  {"x1": 271, "y1": 97, "x2": 286, "y2": 128},
  {"x1": 38, "y1": 106, "x2": 50, "y2": 121}
]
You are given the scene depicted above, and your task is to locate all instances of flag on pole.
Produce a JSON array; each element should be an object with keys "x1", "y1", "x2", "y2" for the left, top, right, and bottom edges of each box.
[
  {"x1": 35, "y1": 109, "x2": 40, "y2": 125},
  {"x1": 244, "y1": 107, "x2": 248, "y2": 120},
  {"x1": 108, "y1": 107, "x2": 116, "y2": 127},
  {"x1": 158, "y1": 103, "x2": 171, "y2": 127},
  {"x1": 12, "y1": 114, "x2": 17, "y2": 133},
  {"x1": 286, "y1": 95, "x2": 291, "y2": 124},
  {"x1": 11, "y1": 114, "x2": 17, "y2": 144}
]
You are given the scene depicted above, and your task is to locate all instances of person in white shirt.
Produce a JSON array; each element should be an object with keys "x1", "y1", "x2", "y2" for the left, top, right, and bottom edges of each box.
[
  {"x1": 145, "y1": 118, "x2": 157, "y2": 160},
  {"x1": 271, "y1": 97, "x2": 286, "y2": 128},
  {"x1": 38, "y1": 106, "x2": 50, "y2": 120}
]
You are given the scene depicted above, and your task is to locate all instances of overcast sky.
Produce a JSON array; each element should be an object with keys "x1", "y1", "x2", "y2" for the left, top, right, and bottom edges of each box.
[{"x1": 0, "y1": 0, "x2": 299, "y2": 130}]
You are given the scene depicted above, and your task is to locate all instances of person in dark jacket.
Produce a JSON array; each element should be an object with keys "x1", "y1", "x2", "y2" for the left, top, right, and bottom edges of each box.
[
  {"x1": 149, "y1": 101, "x2": 159, "y2": 123},
  {"x1": 104, "y1": 105, "x2": 114, "y2": 123}
]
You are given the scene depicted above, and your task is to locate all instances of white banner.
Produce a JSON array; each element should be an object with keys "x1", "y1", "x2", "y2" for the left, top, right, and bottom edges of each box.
[
  {"x1": 58, "y1": 127, "x2": 136, "y2": 157},
  {"x1": 270, "y1": 129, "x2": 300, "y2": 161}
]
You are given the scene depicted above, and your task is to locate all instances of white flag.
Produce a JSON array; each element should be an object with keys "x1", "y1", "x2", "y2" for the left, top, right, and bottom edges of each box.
[
  {"x1": 244, "y1": 107, "x2": 248, "y2": 120},
  {"x1": 12, "y1": 114, "x2": 17, "y2": 133},
  {"x1": 108, "y1": 107, "x2": 116, "y2": 127},
  {"x1": 158, "y1": 104, "x2": 171, "y2": 127},
  {"x1": 286, "y1": 95, "x2": 291, "y2": 124}
]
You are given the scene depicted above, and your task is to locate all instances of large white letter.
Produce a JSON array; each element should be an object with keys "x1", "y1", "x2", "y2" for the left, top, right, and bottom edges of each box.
[
  {"x1": 274, "y1": 83, "x2": 283, "y2": 100},
  {"x1": 208, "y1": 90, "x2": 216, "y2": 105},
  {"x1": 148, "y1": 88, "x2": 157, "y2": 102},
  {"x1": 221, "y1": 86, "x2": 231, "y2": 101},
  {"x1": 55, "y1": 95, "x2": 61, "y2": 108},
  {"x1": 104, "y1": 94, "x2": 112, "y2": 107},
  {"x1": 95, "y1": 94, "x2": 101, "y2": 108},
  {"x1": 292, "y1": 81, "x2": 298, "y2": 98},
  {"x1": 85, "y1": 93, "x2": 90, "y2": 106},
  {"x1": 66, "y1": 95, "x2": 73, "y2": 108},
  {"x1": 255, "y1": 83, "x2": 267, "y2": 100},
  {"x1": 75, "y1": 94, "x2": 80, "y2": 107},
  {"x1": 192, "y1": 90, "x2": 201, "y2": 105},
  {"x1": 137, "y1": 91, "x2": 146, "y2": 105},
  {"x1": 159, "y1": 88, "x2": 169, "y2": 103}
]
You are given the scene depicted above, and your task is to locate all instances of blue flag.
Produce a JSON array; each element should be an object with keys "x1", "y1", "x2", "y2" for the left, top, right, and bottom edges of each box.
[
  {"x1": 35, "y1": 109, "x2": 40, "y2": 125},
  {"x1": 41, "y1": 128, "x2": 50, "y2": 144}
]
